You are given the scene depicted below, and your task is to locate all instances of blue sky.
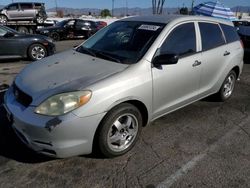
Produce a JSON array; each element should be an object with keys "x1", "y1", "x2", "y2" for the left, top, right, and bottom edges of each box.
[{"x1": 0, "y1": 0, "x2": 249, "y2": 9}]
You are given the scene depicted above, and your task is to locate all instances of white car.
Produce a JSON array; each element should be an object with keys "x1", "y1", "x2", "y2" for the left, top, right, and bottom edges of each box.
[{"x1": 4, "y1": 15, "x2": 244, "y2": 158}]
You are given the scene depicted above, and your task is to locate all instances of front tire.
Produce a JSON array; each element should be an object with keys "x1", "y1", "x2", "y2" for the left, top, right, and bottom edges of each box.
[
  {"x1": 215, "y1": 70, "x2": 236, "y2": 101},
  {"x1": 97, "y1": 103, "x2": 142, "y2": 158},
  {"x1": 28, "y1": 44, "x2": 47, "y2": 61},
  {"x1": 0, "y1": 15, "x2": 7, "y2": 24}
]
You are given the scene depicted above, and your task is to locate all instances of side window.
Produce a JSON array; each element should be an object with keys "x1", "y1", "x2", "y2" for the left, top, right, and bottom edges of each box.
[
  {"x1": 20, "y1": 3, "x2": 33, "y2": 10},
  {"x1": 66, "y1": 20, "x2": 75, "y2": 26},
  {"x1": 76, "y1": 20, "x2": 89, "y2": 27},
  {"x1": 7, "y1": 4, "x2": 18, "y2": 10},
  {"x1": 199, "y1": 22, "x2": 225, "y2": 51},
  {"x1": 220, "y1": 24, "x2": 240, "y2": 43},
  {"x1": 160, "y1": 23, "x2": 196, "y2": 57}
]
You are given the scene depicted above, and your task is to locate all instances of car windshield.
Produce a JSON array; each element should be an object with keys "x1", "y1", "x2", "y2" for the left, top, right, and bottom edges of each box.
[
  {"x1": 77, "y1": 21, "x2": 165, "y2": 64},
  {"x1": 56, "y1": 20, "x2": 68, "y2": 27}
]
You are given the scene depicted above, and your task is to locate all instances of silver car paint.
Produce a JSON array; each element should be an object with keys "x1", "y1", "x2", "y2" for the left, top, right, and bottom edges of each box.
[{"x1": 4, "y1": 15, "x2": 244, "y2": 157}]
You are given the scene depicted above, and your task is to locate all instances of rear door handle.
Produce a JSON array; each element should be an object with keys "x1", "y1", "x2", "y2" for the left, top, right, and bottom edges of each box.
[
  {"x1": 192, "y1": 60, "x2": 201, "y2": 67},
  {"x1": 224, "y1": 51, "x2": 231, "y2": 56}
]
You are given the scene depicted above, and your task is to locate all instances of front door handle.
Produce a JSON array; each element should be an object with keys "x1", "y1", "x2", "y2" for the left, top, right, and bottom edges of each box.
[
  {"x1": 192, "y1": 60, "x2": 201, "y2": 67},
  {"x1": 224, "y1": 51, "x2": 231, "y2": 56}
]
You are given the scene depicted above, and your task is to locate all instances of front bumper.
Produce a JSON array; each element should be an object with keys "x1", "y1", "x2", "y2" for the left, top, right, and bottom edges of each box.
[{"x1": 4, "y1": 87, "x2": 106, "y2": 158}]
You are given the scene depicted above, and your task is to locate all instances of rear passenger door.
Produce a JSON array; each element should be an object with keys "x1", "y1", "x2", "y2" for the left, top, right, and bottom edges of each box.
[{"x1": 198, "y1": 22, "x2": 227, "y2": 95}]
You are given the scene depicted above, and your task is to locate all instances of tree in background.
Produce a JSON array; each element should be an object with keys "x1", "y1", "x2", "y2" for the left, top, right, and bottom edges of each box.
[
  {"x1": 100, "y1": 9, "x2": 111, "y2": 17},
  {"x1": 152, "y1": 0, "x2": 166, "y2": 14},
  {"x1": 57, "y1": 10, "x2": 64, "y2": 18}
]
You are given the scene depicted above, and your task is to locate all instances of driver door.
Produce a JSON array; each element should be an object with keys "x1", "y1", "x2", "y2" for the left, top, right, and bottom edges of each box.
[
  {"x1": 0, "y1": 27, "x2": 19, "y2": 56},
  {"x1": 152, "y1": 22, "x2": 202, "y2": 118}
]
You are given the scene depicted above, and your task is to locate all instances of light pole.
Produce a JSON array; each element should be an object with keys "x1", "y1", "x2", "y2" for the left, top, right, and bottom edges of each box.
[
  {"x1": 126, "y1": 0, "x2": 128, "y2": 16},
  {"x1": 55, "y1": 0, "x2": 58, "y2": 13},
  {"x1": 112, "y1": 0, "x2": 114, "y2": 17}
]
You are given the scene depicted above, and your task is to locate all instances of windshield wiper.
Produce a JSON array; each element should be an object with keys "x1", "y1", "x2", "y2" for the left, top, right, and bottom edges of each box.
[
  {"x1": 94, "y1": 50, "x2": 121, "y2": 63},
  {"x1": 76, "y1": 46, "x2": 96, "y2": 57}
]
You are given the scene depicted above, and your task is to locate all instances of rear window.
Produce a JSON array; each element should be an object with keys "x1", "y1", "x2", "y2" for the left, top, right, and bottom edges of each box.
[
  {"x1": 220, "y1": 24, "x2": 239, "y2": 43},
  {"x1": 199, "y1": 22, "x2": 225, "y2": 51}
]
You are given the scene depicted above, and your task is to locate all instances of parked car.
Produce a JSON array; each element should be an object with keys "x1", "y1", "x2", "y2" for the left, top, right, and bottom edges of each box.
[
  {"x1": 95, "y1": 21, "x2": 107, "y2": 30},
  {"x1": 0, "y1": 2, "x2": 47, "y2": 24},
  {"x1": 36, "y1": 19, "x2": 98, "y2": 41},
  {"x1": 4, "y1": 15, "x2": 244, "y2": 158},
  {"x1": 0, "y1": 25, "x2": 55, "y2": 60},
  {"x1": 237, "y1": 25, "x2": 250, "y2": 55}
]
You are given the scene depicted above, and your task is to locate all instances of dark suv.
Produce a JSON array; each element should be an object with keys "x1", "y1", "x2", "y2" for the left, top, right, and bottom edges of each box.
[
  {"x1": 0, "y1": 2, "x2": 47, "y2": 24},
  {"x1": 36, "y1": 19, "x2": 98, "y2": 41}
]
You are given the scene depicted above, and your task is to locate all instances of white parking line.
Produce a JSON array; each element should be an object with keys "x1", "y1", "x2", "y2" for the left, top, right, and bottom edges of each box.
[{"x1": 157, "y1": 117, "x2": 250, "y2": 188}]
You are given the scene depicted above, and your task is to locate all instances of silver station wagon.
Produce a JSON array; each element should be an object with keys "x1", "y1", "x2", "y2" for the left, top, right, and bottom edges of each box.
[{"x1": 4, "y1": 15, "x2": 244, "y2": 158}]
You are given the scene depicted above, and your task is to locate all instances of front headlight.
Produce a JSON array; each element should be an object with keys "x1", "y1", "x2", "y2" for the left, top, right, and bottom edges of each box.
[{"x1": 35, "y1": 91, "x2": 92, "y2": 116}]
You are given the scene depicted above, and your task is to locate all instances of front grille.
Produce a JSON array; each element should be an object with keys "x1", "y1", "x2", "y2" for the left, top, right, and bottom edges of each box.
[{"x1": 13, "y1": 83, "x2": 32, "y2": 107}]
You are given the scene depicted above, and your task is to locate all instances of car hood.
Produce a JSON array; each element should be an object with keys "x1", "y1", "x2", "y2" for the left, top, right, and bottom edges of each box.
[{"x1": 15, "y1": 50, "x2": 128, "y2": 105}]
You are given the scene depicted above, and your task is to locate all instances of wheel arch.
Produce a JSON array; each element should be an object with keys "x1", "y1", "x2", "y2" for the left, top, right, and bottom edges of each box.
[
  {"x1": 92, "y1": 99, "x2": 149, "y2": 155},
  {"x1": 231, "y1": 66, "x2": 240, "y2": 79}
]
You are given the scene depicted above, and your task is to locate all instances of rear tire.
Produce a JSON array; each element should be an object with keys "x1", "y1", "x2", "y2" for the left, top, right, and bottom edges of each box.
[
  {"x1": 50, "y1": 32, "x2": 60, "y2": 41},
  {"x1": 28, "y1": 44, "x2": 47, "y2": 61},
  {"x1": 17, "y1": 26, "x2": 29, "y2": 34},
  {"x1": 97, "y1": 103, "x2": 142, "y2": 158},
  {"x1": 214, "y1": 70, "x2": 236, "y2": 101},
  {"x1": 0, "y1": 15, "x2": 8, "y2": 24}
]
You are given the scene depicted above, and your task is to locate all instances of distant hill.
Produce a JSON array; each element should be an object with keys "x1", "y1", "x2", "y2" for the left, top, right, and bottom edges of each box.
[
  {"x1": 0, "y1": 5, "x2": 249, "y2": 16},
  {"x1": 46, "y1": 6, "x2": 250, "y2": 16},
  {"x1": 46, "y1": 7, "x2": 179, "y2": 16},
  {"x1": 231, "y1": 6, "x2": 250, "y2": 13}
]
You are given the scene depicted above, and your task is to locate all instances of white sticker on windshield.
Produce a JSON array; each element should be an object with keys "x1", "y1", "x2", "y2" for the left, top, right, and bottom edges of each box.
[{"x1": 138, "y1": 25, "x2": 160, "y2": 31}]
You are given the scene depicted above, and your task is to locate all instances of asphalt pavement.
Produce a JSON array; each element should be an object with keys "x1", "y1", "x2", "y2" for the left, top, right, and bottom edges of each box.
[{"x1": 0, "y1": 41, "x2": 250, "y2": 188}]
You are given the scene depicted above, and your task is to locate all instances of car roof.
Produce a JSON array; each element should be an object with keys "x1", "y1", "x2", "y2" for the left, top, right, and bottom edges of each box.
[{"x1": 121, "y1": 15, "x2": 234, "y2": 26}]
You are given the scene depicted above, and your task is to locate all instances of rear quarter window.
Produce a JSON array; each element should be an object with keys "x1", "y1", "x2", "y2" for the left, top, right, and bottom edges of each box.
[
  {"x1": 220, "y1": 24, "x2": 239, "y2": 43},
  {"x1": 199, "y1": 22, "x2": 225, "y2": 51}
]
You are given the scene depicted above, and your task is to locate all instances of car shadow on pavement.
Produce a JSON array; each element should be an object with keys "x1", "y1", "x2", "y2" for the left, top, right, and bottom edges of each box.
[
  {"x1": 0, "y1": 58, "x2": 30, "y2": 64},
  {"x1": 0, "y1": 94, "x2": 53, "y2": 163}
]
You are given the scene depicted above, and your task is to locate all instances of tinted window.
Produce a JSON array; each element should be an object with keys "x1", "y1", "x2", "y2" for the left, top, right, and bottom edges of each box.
[
  {"x1": 160, "y1": 23, "x2": 196, "y2": 56},
  {"x1": 20, "y1": 3, "x2": 33, "y2": 10},
  {"x1": 199, "y1": 22, "x2": 225, "y2": 51},
  {"x1": 8, "y1": 3, "x2": 18, "y2": 10},
  {"x1": 220, "y1": 24, "x2": 239, "y2": 43}
]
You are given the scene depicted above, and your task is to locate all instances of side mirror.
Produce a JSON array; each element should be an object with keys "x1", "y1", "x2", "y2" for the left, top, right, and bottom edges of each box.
[
  {"x1": 153, "y1": 53, "x2": 179, "y2": 66},
  {"x1": 4, "y1": 32, "x2": 14, "y2": 38}
]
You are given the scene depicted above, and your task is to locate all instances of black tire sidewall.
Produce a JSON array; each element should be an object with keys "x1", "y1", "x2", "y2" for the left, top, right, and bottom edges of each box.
[
  {"x1": 28, "y1": 44, "x2": 47, "y2": 61},
  {"x1": 0, "y1": 15, "x2": 7, "y2": 23},
  {"x1": 50, "y1": 32, "x2": 60, "y2": 41},
  {"x1": 98, "y1": 103, "x2": 142, "y2": 158}
]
